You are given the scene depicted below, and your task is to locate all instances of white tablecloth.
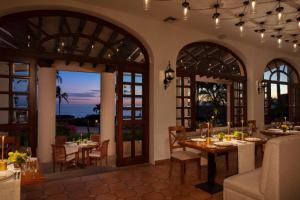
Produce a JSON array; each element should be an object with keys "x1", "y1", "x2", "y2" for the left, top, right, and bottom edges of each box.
[{"x1": 228, "y1": 140, "x2": 255, "y2": 174}]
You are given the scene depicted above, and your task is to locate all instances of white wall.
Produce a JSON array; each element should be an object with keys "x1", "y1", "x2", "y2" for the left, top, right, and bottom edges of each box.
[{"x1": 1, "y1": 0, "x2": 300, "y2": 163}]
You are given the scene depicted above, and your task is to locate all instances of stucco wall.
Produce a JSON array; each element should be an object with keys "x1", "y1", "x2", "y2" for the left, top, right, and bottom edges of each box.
[{"x1": 1, "y1": 0, "x2": 300, "y2": 163}]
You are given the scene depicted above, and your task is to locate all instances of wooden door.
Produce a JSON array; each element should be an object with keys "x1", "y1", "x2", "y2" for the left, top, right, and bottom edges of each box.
[
  {"x1": 0, "y1": 56, "x2": 37, "y2": 154},
  {"x1": 116, "y1": 69, "x2": 149, "y2": 166}
]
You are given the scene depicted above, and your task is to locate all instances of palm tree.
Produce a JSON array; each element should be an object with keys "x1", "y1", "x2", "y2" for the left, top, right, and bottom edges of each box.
[
  {"x1": 56, "y1": 71, "x2": 63, "y2": 84},
  {"x1": 56, "y1": 86, "x2": 69, "y2": 116},
  {"x1": 93, "y1": 104, "x2": 101, "y2": 114}
]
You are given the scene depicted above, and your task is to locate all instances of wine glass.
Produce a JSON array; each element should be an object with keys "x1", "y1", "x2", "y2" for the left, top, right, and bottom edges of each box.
[
  {"x1": 26, "y1": 147, "x2": 32, "y2": 159},
  {"x1": 247, "y1": 126, "x2": 253, "y2": 137}
]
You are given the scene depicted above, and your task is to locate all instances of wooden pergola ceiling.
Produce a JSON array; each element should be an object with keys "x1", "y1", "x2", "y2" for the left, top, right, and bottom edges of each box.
[
  {"x1": 0, "y1": 10, "x2": 147, "y2": 68},
  {"x1": 177, "y1": 42, "x2": 246, "y2": 81}
]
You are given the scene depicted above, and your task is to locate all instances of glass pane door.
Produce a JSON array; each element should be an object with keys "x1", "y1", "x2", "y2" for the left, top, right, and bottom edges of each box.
[{"x1": 117, "y1": 71, "x2": 148, "y2": 166}]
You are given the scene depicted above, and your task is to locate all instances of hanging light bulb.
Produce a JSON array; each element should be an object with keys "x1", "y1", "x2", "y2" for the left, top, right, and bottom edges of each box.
[
  {"x1": 276, "y1": 1, "x2": 284, "y2": 25},
  {"x1": 239, "y1": 21, "x2": 245, "y2": 37},
  {"x1": 293, "y1": 40, "x2": 298, "y2": 52},
  {"x1": 277, "y1": 35, "x2": 282, "y2": 48},
  {"x1": 212, "y1": 4, "x2": 220, "y2": 29},
  {"x1": 213, "y1": 12, "x2": 220, "y2": 29},
  {"x1": 143, "y1": 0, "x2": 150, "y2": 11},
  {"x1": 182, "y1": 0, "x2": 190, "y2": 21},
  {"x1": 297, "y1": 17, "x2": 300, "y2": 28},
  {"x1": 250, "y1": 0, "x2": 256, "y2": 15},
  {"x1": 260, "y1": 29, "x2": 265, "y2": 43}
]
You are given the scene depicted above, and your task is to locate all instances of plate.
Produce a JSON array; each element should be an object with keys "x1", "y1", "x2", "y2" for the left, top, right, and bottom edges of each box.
[
  {"x1": 0, "y1": 170, "x2": 14, "y2": 182},
  {"x1": 244, "y1": 137, "x2": 262, "y2": 142},
  {"x1": 214, "y1": 142, "x2": 232, "y2": 147},
  {"x1": 191, "y1": 138, "x2": 206, "y2": 142},
  {"x1": 267, "y1": 129, "x2": 282, "y2": 132},
  {"x1": 206, "y1": 144, "x2": 217, "y2": 148}
]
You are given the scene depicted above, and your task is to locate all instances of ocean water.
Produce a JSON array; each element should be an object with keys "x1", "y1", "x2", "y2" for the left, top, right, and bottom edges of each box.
[{"x1": 56, "y1": 104, "x2": 97, "y2": 118}]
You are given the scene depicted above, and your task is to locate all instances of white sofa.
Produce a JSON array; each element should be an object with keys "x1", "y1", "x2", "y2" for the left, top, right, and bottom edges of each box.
[{"x1": 224, "y1": 135, "x2": 300, "y2": 200}]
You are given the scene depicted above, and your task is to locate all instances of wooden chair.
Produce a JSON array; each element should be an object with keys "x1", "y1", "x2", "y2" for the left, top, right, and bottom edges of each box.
[
  {"x1": 247, "y1": 120, "x2": 257, "y2": 133},
  {"x1": 168, "y1": 126, "x2": 201, "y2": 184},
  {"x1": 51, "y1": 144, "x2": 79, "y2": 172},
  {"x1": 55, "y1": 136, "x2": 67, "y2": 145},
  {"x1": 4, "y1": 136, "x2": 20, "y2": 158},
  {"x1": 88, "y1": 140, "x2": 110, "y2": 167},
  {"x1": 200, "y1": 123, "x2": 229, "y2": 170},
  {"x1": 90, "y1": 133, "x2": 101, "y2": 143}
]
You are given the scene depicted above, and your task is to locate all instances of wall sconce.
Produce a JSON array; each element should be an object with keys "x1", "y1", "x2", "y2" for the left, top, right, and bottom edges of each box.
[
  {"x1": 163, "y1": 61, "x2": 175, "y2": 89},
  {"x1": 257, "y1": 80, "x2": 267, "y2": 94}
]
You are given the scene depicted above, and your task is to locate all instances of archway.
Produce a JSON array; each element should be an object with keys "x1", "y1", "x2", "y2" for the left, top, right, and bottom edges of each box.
[
  {"x1": 263, "y1": 59, "x2": 300, "y2": 124},
  {"x1": 176, "y1": 42, "x2": 247, "y2": 130},
  {"x1": 0, "y1": 10, "x2": 149, "y2": 166}
]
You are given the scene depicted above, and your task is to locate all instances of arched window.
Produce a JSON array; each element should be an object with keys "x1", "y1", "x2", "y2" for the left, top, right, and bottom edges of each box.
[
  {"x1": 0, "y1": 10, "x2": 149, "y2": 166},
  {"x1": 176, "y1": 42, "x2": 247, "y2": 130},
  {"x1": 263, "y1": 59, "x2": 300, "y2": 124}
]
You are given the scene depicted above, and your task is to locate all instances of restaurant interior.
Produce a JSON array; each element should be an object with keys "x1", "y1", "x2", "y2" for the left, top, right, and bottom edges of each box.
[{"x1": 0, "y1": 0, "x2": 300, "y2": 200}]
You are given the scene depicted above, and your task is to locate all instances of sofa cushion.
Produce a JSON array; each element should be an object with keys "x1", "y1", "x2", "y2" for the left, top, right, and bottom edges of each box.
[
  {"x1": 224, "y1": 169, "x2": 264, "y2": 200},
  {"x1": 171, "y1": 151, "x2": 200, "y2": 160},
  {"x1": 260, "y1": 135, "x2": 300, "y2": 200}
]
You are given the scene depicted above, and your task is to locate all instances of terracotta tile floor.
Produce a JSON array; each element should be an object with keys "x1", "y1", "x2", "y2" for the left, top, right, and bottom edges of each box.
[{"x1": 22, "y1": 151, "x2": 246, "y2": 200}]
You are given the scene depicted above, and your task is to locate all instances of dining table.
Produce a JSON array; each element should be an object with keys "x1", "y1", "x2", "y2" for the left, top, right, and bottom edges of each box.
[
  {"x1": 64, "y1": 141, "x2": 99, "y2": 168},
  {"x1": 179, "y1": 136, "x2": 266, "y2": 194},
  {"x1": 260, "y1": 128, "x2": 300, "y2": 137}
]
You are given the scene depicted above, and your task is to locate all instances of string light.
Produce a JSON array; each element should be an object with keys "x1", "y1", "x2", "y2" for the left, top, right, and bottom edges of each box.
[
  {"x1": 293, "y1": 40, "x2": 298, "y2": 52},
  {"x1": 260, "y1": 29, "x2": 265, "y2": 43},
  {"x1": 250, "y1": 0, "x2": 256, "y2": 15},
  {"x1": 277, "y1": 35, "x2": 282, "y2": 48},
  {"x1": 212, "y1": 4, "x2": 220, "y2": 29},
  {"x1": 237, "y1": 14, "x2": 245, "y2": 37},
  {"x1": 182, "y1": 0, "x2": 190, "y2": 21},
  {"x1": 297, "y1": 17, "x2": 300, "y2": 28},
  {"x1": 276, "y1": 1, "x2": 284, "y2": 25},
  {"x1": 143, "y1": 0, "x2": 150, "y2": 11}
]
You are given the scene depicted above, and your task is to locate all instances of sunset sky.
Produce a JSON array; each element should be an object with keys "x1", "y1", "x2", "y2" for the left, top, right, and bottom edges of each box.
[{"x1": 56, "y1": 71, "x2": 100, "y2": 105}]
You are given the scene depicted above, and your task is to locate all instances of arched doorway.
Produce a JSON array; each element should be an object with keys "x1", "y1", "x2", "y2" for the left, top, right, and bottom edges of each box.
[
  {"x1": 263, "y1": 59, "x2": 300, "y2": 124},
  {"x1": 0, "y1": 10, "x2": 149, "y2": 166},
  {"x1": 176, "y1": 42, "x2": 247, "y2": 130}
]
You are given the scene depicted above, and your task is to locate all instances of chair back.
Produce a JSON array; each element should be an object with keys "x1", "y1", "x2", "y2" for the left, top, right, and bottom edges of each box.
[
  {"x1": 90, "y1": 134, "x2": 101, "y2": 143},
  {"x1": 4, "y1": 136, "x2": 20, "y2": 157},
  {"x1": 260, "y1": 135, "x2": 300, "y2": 200},
  {"x1": 55, "y1": 136, "x2": 67, "y2": 145},
  {"x1": 100, "y1": 140, "x2": 110, "y2": 157},
  {"x1": 247, "y1": 120, "x2": 257, "y2": 132},
  {"x1": 51, "y1": 144, "x2": 66, "y2": 161},
  {"x1": 168, "y1": 126, "x2": 186, "y2": 154},
  {"x1": 199, "y1": 123, "x2": 212, "y2": 137}
]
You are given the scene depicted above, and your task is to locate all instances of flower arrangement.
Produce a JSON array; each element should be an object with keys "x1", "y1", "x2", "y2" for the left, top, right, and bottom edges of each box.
[
  {"x1": 8, "y1": 151, "x2": 27, "y2": 164},
  {"x1": 281, "y1": 124, "x2": 288, "y2": 132}
]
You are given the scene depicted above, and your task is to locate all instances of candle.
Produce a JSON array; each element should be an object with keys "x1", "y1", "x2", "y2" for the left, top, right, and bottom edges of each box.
[
  {"x1": 1, "y1": 136, "x2": 4, "y2": 161},
  {"x1": 227, "y1": 121, "x2": 230, "y2": 134},
  {"x1": 284, "y1": 117, "x2": 287, "y2": 124},
  {"x1": 207, "y1": 122, "x2": 210, "y2": 145},
  {"x1": 241, "y1": 120, "x2": 244, "y2": 133}
]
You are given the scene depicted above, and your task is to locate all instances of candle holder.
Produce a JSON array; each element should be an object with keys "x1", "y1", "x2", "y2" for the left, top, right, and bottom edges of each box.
[{"x1": 0, "y1": 135, "x2": 7, "y2": 171}]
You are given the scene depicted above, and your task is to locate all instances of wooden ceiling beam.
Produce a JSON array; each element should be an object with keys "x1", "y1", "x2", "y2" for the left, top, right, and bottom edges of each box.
[
  {"x1": 0, "y1": 47, "x2": 146, "y2": 68},
  {"x1": 80, "y1": 24, "x2": 103, "y2": 66},
  {"x1": 66, "y1": 19, "x2": 86, "y2": 65},
  {"x1": 53, "y1": 17, "x2": 65, "y2": 52},
  {"x1": 0, "y1": 30, "x2": 19, "y2": 48},
  {"x1": 98, "y1": 31, "x2": 118, "y2": 58},
  {"x1": 27, "y1": 19, "x2": 50, "y2": 37}
]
